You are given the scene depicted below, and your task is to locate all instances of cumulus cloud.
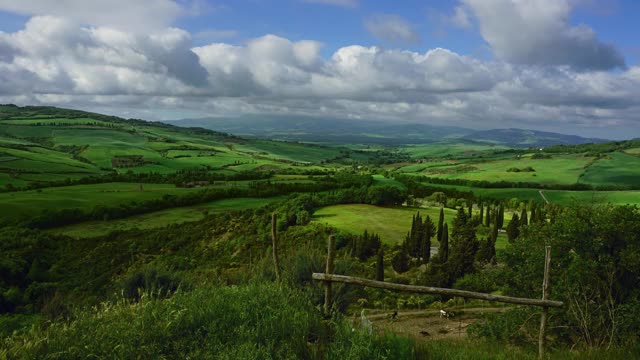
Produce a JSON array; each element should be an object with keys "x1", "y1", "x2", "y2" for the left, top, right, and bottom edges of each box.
[
  {"x1": 365, "y1": 14, "x2": 421, "y2": 45},
  {"x1": 0, "y1": 0, "x2": 185, "y2": 31},
  {"x1": 0, "y1": 14, "x2": 639, "y2": 137},
  {"x1": 450, "y1": 5, "x2": 472, "y2": 28},
  {"x1": 462, "y1": 0, "x2": 625, "y2": 70}
]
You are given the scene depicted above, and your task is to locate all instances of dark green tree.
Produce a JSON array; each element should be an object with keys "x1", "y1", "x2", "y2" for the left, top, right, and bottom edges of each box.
[
  {"x1": 520, "y1": 205, "x2": 528, "y2": 226},
  {"x1": 506, "y1": 213, "x2": 520, "y2": 242},
  {"x1": 448, "y1": 208, "x2": 479, "y2": 281},
  {"x1": 437, "y1": 208, "x2": 445, "y2": 243},
  {"x1": 497, "y1": 204, "x2": 505, "y2": 229},
  {"x1": 421, "y1": 216, "x2": 436, "y2": 264},
  {"x1": 391, "y1": 243, "x2": 410, "y2": 274},
  {"x1": 439, "y1": 223, "x2": 449, "y2": 263}
]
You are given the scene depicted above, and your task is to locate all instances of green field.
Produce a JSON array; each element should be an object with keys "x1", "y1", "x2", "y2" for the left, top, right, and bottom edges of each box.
[
  {"x1": 424, "y1": 155, "x2": 593, "y2": 185},
  {"x1": 401, "y1": 142, "x2": 508, "y2": 158},
  {"x1": 0, "y1": 183, "x2": 201, "y2": 221},
  {"x1": 580, "y1": 152, "x2": 640, "y2": 187},
  {"x1": 313, "y1": 204, "x2": 456, "y2": 245},
  {"x1": 49, "y1": 197, "x2": 283, "y2": 238},
  {"x1": 313, "y1": 204, "x2": 510, "y2": 249}
]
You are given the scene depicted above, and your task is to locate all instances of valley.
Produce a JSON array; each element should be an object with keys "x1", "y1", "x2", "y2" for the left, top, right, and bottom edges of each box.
[{"x1": 1, "y1": 105, "x2": 639, "y2": 359}]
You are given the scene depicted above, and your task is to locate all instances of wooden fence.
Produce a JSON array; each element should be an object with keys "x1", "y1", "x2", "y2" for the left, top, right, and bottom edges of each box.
[{"x1": 311, "y1": 235, "x2": 563, "y2": 359}]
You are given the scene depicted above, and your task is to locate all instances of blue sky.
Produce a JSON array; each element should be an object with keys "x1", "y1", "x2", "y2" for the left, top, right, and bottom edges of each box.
[
  {"x1": 175, "y1": 0, "x2": 640, "y2": 64},
  {"x1": 0, "y1": 0, "x2": 639, "y2": 139}
]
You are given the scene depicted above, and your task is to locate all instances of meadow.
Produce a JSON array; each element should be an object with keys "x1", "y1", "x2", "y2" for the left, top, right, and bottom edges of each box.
[
  {"x1": 49, "y1": 197, "x2": 284, "y2": 238},
  {"x1": 0, "y1": 183, "x2": 201, "y2": 221}
]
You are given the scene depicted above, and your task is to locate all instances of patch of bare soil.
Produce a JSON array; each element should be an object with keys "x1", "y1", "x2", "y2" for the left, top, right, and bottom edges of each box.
[{"x1": 367, "y1": 307, "x2": 507, "y2": 342}]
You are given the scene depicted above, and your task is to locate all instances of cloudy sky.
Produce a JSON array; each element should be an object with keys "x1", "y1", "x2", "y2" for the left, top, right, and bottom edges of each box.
[{"x1": 0, "y1": 0, "x2": 639, "y2": 139}]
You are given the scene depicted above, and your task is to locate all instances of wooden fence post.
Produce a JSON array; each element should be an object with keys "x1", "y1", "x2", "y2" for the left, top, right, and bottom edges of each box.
[
  {"x1": 324, "y1": 235, "x2": 336, "y2": 317},
  {"x1": 271, "y1": 213, "x2": 281, "y2": 282},
  {"x1": 539, "y1": 246, "x2": 551, "y2": 359}
]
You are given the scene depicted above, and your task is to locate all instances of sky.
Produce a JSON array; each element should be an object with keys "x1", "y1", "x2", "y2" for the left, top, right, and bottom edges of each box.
[{"x1": 0, "y1": 0, "x2": 639, "y2": 139}]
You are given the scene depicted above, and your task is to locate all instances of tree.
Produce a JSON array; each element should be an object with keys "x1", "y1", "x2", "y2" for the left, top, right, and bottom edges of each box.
[
  {"x1": 432, "y1": 192, "x2": 447, "y2": 207},
  {"x1": 448, "y1": 208, "x2": 479, "y2": 280},
  {"x1": 497, "y1": 204, "x2": 505, "y2": 229},
  {"x1": 506, "y1": 213, "x2": 520, "y2": 242},
  {"x1": 376, "y1": 248, "x2": 384, "y2": 281},
  {"x1": 391, "y1": 244, "x2": 410, "y2": 273},
  {"x1": 498, "y1": 205, "x2": 640, "y2": 347},
  {"x1": 421, "y1": 216, "x2": 436, "y2": 264},
  {"x1": 520, "y1": 205, "x2": 528, "y2": 226},
  {"x1": 439, "y1": 223, "x2": 449, "y2": 262},
  {"x1": 437, "y1": 208, "x2": 445, "y2": 243}
]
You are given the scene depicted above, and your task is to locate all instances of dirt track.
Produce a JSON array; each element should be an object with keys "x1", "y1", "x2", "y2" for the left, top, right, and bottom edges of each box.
[{"x1": 362, "y1": 307, "x2": 508, "y2": 341}]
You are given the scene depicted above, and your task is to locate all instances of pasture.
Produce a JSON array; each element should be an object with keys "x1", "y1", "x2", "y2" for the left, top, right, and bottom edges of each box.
[
  {"x1": 424, "y1": 155, "x2": 593, "y2": 185},
  {"x1": 580, "y1": 152, "x2": 640, "y2": 187},
  {"x1": 49, "y1": 197, "x2": 283, "y2": 238},
  {"x1": 313, "y1": 204, "x2": 510, "y2": 249},
  {"x1": 313, "y1": 204, "x2": 455, "y2": 246},
  {"x1": 0, "y1": 183, "x2": 200, "y2": 222}
]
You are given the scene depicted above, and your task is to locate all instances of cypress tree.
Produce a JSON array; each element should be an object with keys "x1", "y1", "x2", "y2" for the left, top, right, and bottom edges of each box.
[
  {"x1": 497, "y1": 204, "x2": 505, "y2": 229},
  {"x1": 467, "y1": 202, "x2": 473, "y2": 218},
  {"x1": 422, "y1": 215, "x2": 436, "y2": 264},
  {"x1": 392, "y1": 243, "x2": 410, "y2": 273},
  {"x1": 520, "y1": 206, "x2": 528, "y2": 226},
  {"x1": 437, "y1": 207, "x2": 444, "y2": 243},
  {"x1": 440, "y1": 223, "x2": 449, "y2": 262},
  {"x1": 506, "y1": 213, "x2": 520, "y2": 242},
  {"x1": 448, "y1": 208, "x2": 479, "y2": 280},
  {"x1": 485, "y1": 205, "x2": 491, "y2": 227},
  {"x1": 479, "y1": 203, "x2": 484, "y2": 224},
  {"x1": 376, "y1": 247, "x2": 384, "y2": 281}
]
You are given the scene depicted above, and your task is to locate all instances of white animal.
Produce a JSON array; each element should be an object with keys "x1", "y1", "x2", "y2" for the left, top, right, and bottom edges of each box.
[{"x1": 440, "y1": 309, "x2": 454, "y2": 319}]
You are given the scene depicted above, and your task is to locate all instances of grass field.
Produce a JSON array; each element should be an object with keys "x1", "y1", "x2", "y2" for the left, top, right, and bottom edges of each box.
[
  {"x1": 401, "y1": 142, "x2": 508, "y2": 158},
  {"x1": 313, "y1": 204, "x2": 510, "y2": 249},
  {"x1": 425, "y1": 155, "x2": 593, "y2": 185},
  {"x1": 0, "y1": 183, "x2": 201, "y2": 221},
  {"x1": 580, "y1": 152, "x2": 640, "y2": 187},
  {"x1": 49, "y1": 197, "x2": 284, "y2": 238},
  {"x1": 416, "y1": 182, "x2": 640, "y2": 206}
]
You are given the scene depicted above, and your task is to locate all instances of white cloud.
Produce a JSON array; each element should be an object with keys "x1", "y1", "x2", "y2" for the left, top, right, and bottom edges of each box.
[
  {"x1": 365, "y1": 14, "x2": 421, "y2": 45},
  {"x1": 450, "y1": 5, "x2": 472, "y2": 28},
  {"x1": 0, "y1": 0, "x2": 185, "y2": 31},
  {"x1": 462, "y1": 0, "x2": 625, "y2": 70},
  {"x1": 0, "y1": 15, "x2": 639, "y2": 138}
]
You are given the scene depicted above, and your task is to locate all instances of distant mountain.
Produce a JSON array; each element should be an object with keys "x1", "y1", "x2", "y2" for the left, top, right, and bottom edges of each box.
[
  {"x1": 164, "y1": 116, "x2": 610, "y2": 147},
  {"x1": 162, "y1": 116, "x2": 473, "y2": 145},
  {"x1": 463, "y1": 128, "x2": 608, "y2": 147}
]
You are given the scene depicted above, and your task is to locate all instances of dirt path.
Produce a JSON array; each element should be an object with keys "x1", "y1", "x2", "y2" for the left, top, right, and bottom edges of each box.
[
  {"x1": 363, "y1": 307, "x2": 509, "y2": 342},
  {"x1": 539, "y1": 190, "x2": 550, "y2": 204}
]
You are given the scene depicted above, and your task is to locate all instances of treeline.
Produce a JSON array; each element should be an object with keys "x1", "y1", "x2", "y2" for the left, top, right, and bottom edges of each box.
[
  {"x1": 8, "y1": 174, "x2": 398, "y2": 230},
  {"x1": 397, "y1": 173, "x2": 640, "y2": 191},
  {"x1": 394, "y1": 175, "x2": 475, "y2": 200},
  {"x1": 1, "y1": 167, "x2": 340, "y2": 193},
  {"x1": 542, "y1": 139, "x2": 640, "y2": 155}
]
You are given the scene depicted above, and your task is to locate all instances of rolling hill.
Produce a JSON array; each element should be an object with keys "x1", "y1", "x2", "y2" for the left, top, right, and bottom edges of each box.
[{"x1": 165, "y1": 116, "x2": 609, "y2": 147}]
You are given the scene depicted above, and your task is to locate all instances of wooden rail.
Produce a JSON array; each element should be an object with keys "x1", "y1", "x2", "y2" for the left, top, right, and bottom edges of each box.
[
  {"x1": 312, "y1": 273, "x2": 563, "y2": 308},
  {"x1": 313, "y1": 234, "x2": 563, "y2": 359}
]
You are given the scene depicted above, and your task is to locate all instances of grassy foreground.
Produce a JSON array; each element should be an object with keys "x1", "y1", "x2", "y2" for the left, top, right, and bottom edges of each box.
[{"x1": 2, "y1": 282, "x2": 634, "y2": 360}]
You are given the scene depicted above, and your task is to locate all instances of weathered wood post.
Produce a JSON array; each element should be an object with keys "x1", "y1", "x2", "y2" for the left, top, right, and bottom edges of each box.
[
  {"x1": 324, "y1": 235, "x2": 336, "y2": 317},
  {"x1": 539, "y1": 246, "x2": 551, "y2": 359},
  {"x1": 271, "y1": 213, "x2": 281, "y2": 282}
]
